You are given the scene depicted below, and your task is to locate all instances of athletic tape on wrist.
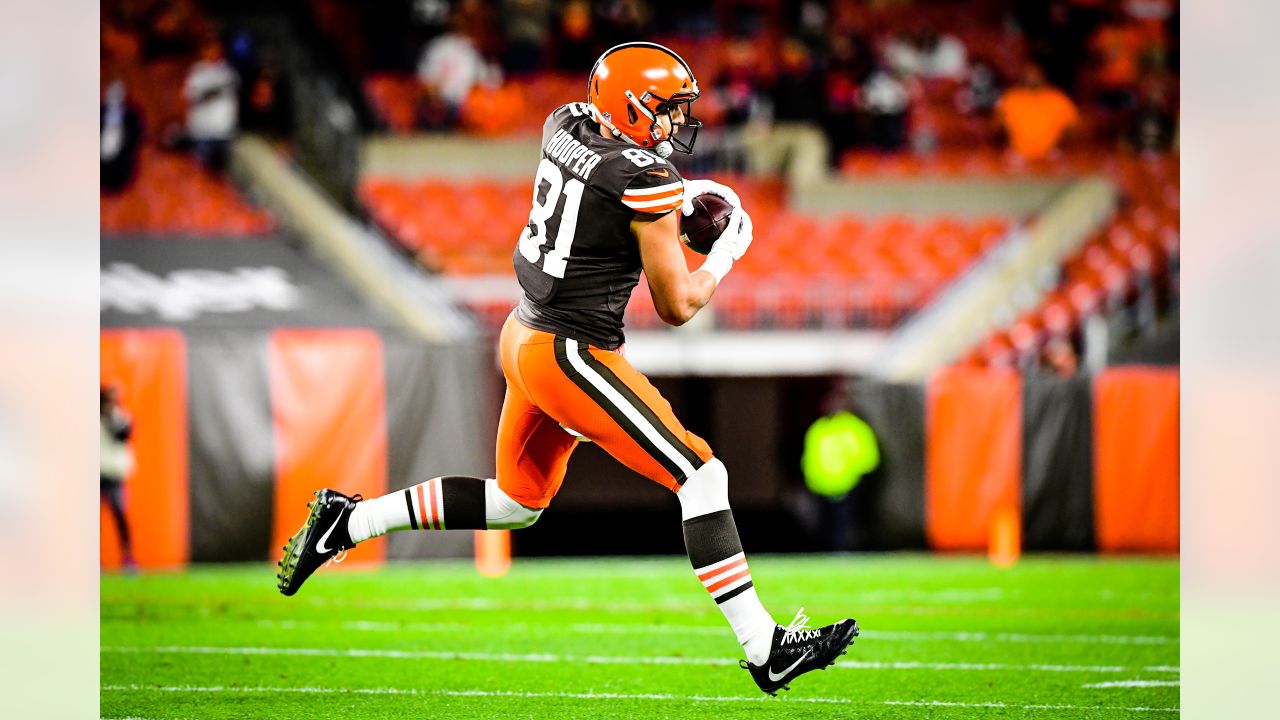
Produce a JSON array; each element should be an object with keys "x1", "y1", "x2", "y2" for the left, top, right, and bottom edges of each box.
[{"x1": 699, "y1": 251, "x2": 733, "y2": 285}]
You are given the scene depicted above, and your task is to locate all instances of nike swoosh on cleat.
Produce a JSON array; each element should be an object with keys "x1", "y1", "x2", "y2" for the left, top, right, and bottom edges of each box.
[
  {"x1": 767, "y1": 650, "x2": 811, "y2": 682},
  {"x1": 315, "y1": 507, "x2": 347, "y2": 554}
]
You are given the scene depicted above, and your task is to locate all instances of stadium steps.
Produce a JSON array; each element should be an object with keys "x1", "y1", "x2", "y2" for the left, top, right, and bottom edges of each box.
[
  {"x1": 230, "y1": 134, "x2": 476, "y2": 342},
  {"x1": 870, "y1": 177, "x2": 1119, "y2": 381}
]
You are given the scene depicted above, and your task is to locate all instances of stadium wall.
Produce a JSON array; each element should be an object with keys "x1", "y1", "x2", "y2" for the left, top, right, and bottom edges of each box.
[
  {"x1": 98, "y1": 351, "x2": 1177, "y2": 565},
  {"x1": 100, "y1": 234, "x2": 492, "y2": 568},
  {"x1": 857, "y1": 367, "x2": 1176, "y2": 554},
  {"x1": 525, "y1": 368, "x2": 1178, "y2": 557},
  {"x1": 100, "y1": 328, "x2": 491, "y2": 568}
]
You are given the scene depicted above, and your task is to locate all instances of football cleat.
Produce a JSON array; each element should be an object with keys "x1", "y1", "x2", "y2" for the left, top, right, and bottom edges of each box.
[
  {"x1": 741, "y1": 608, "x2": 859, "y2": 695},
  {"x1": 276, "y1": 489, "x2": 361, "y2": 596}
]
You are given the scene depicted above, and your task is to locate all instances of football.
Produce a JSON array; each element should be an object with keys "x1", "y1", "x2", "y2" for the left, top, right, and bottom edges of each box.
[{"x1": 680, "y1": 193, "x2": 735, "y2": 255}]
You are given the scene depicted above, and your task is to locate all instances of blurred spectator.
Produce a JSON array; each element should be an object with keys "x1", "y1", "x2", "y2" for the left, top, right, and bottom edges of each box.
[
  {"x1": 823, "y1": 32, "x2": 873, "y2": 161},
  {"x1": 955, "y1": 59, "x2": 1002, "y2": 116},
  {"x1": 242, "y1": 51, "x2": 294, "y2": 138},
  {"x1": 417, "y1": 22, "x2": 502, "y2": 127},
  {"x1": 101, "y1": 18, "x2": 142, "y2": 66},
  {"x1": 100, "y1": 386, "x2": 135, "y2": 570},
  {"x1": 555, "y1": 0, "x2": 597, "y2": 71},
  {"x1": 222, "y1": 31, "x2": 294, "y2": 138},
  {"x1": 182, "y1": 40, "x2": 240, "y2": 173},
  {"x1": 752, "y1": 38, "x2": 830, "y2": 189},
  {"x1": 501, "y1": 0, "x2": 551, "y2": 75},
  {"x1": 799, "y1": 389, "x2": 880, "y2": 552},
  {"x1": 885, "y1": 26, "x2": 968, "y2": 81},
  {"x1": 652, "y1": 0, "x2": 716, "y2": 36},
  {"x1": 857, "y1": 63, "x2": 912, "y2": 152},
  {"x1": 790, "y1": 0, "x2": 831, "y2": 52},
  {"x1": 1012, "y1": 0, "x2": 1101, "y2": 98},
  {"x1": 1125, "y1": 79, "x2": 1176, "y2": 155},
  {"x1": 1087, "y1": 7, "x2": 1144, "y2": 111},
  {"x1": 712, "y1": 40, "x2": 769, "y2": 172},
  {"x1": 141, "y1": 0, "x2": 203, "y2": 61},
  {"x1": 994, "y1": 63, "x2": 1078, "y2": 162},
  {"x1": 597, "y1": 0, "x2": 653, "y2": 49},
  {"x1": 100, "y1": 79, "x2": 144, "y2": 195},
  {"x1": 1123, "y1": 0, "x2": 1174, "y2": 66},
  {"x1": 1038, "y1": 336, "x2": 1080, "y2": 377}
]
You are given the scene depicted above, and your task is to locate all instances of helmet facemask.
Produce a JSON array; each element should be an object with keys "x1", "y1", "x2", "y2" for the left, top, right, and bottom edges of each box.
[
  {"x1": 624, "y1": 90, "x2": 702, "y2": 157},
  {"x1": 653, "y1": 93, "x2": 701, "y2": 155}
]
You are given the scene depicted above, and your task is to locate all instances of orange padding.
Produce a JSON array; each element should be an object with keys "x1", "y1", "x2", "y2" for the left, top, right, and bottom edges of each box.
[
  {"x1": 268, "y1": 330, "x2": 388, "y2": 565},
  {"x1": 1093, "y1": 367, "x2": 1179, "y2": 552},
  {"x1": 100, "y1": 330, "x2": 189, "y2": 568},
  {"x1": 926, "y1": 367, "x2": 1022, "y2": 551}
]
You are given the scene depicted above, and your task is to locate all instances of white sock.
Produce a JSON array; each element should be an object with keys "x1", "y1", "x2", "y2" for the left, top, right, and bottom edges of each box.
[
  {"x1": 347, "y1": 490, "x2": 411, "y2": 544},
  {"x1": 348, "y1": 477, "x2": 542, "y2": 543},
  {"x1": 679, "y1": 459, "x2": 777, "y2": 665},
  {"x1": 348, "y1": 477, "x2": 449, "y2": 543},
  {"x1": 724, "y1": 589, "x2": 777, "y2": 665}
]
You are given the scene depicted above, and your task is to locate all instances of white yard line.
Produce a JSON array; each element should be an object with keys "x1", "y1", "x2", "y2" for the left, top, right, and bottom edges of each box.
[
  {"x1": 247, "y1": 618, "x2": 1177, "y2": 646},
  {"x1": 100, "y1": 684, "x2": 1180, "y2": 712},
  {"x1": 300, "y1": 595, "x2": 1180, "y2": 619},
  {"x1": 101, "y1": 645, "x2": 1179, "y2": 674},
  {"x1": 1084, "y1": 680, "x2": 1182, "y2": 689}
]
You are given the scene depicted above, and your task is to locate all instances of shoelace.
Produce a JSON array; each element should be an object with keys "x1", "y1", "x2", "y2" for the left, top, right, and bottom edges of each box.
[{"x1": 780, "y1": 607, "x2": 821, "y2": 645}]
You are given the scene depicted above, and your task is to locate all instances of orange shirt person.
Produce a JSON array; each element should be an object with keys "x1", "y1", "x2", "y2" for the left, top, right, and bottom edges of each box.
[{"x1": 995, "y1": 64, "x2": 1080, "y2": 162}]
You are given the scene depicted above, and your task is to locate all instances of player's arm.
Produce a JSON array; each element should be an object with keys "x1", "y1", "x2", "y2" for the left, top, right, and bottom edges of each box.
[{"x1": 634, "y1": 211, "x2": 718, "y2": 326}]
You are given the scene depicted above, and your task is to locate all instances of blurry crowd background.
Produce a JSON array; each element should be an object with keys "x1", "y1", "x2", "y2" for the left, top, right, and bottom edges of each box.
[
  {"x1": 99, "y1": 0, "x2": 1180, "y2": 379},
  {"x1": 102, "y1": 0, "x2": 1179, "y2": 187},
  {"x1": 338, "y1": 0, "x2": 1178, "y2": 177}
]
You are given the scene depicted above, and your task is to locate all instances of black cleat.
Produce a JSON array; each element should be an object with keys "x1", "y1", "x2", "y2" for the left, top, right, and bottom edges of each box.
[
  {"x1": 276, "y1": 489, "x2": 361, "y2": 596},
  {"x1": 741, "y1": 608, "x2": 859, "y2": 695}
]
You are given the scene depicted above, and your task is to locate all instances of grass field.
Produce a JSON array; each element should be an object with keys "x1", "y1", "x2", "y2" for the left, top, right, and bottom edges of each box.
[{"x1": 101, "y1": 554, "x2": 1179, "y2": 719}]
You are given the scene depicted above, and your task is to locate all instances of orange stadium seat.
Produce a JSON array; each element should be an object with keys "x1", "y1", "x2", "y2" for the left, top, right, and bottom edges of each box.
[
  {"x1": 101, "y1": 148, "x2": 275, "y2": 236},
  {"x1": 960, "y1": 154, "x2": 1178, "y2": 368},
  {"x1": 358, "y1": 175, "x2": 1008, "y2": 331},
  {"x1": 364, "y1": 74, "x2": 421, "y2": 134}
]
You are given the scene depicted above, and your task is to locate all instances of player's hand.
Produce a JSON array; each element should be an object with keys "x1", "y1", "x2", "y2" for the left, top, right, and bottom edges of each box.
[
  {"x1": 681, "y1": 179, "x2": 741, "y2": 217},
  {"x1": 708, "y1": 206, "x2": 754, "y2": 263}
]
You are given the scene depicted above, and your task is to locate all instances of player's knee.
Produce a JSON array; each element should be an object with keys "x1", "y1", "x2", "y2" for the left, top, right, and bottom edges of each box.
[
  {"x1": 676, "y1": 457, "x2": 730, "y2": 521},
  {"x1": 484, "y1": 478, "x2": 544, "y2": 529}
]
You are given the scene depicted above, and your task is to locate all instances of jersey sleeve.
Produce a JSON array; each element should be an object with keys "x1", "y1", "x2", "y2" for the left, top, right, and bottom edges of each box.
[{"x1": 619, "y1": 162, "x2": 685, "y2": 216}]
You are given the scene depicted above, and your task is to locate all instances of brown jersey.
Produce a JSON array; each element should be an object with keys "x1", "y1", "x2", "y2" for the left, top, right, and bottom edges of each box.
[{"x1": 514, "y1": 102, "x2": 685, "y2": 350}]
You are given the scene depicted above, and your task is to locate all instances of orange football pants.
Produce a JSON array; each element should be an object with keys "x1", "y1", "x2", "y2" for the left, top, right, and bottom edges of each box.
[{"x1": 496, "y1": 313, "x2": 714, "y2": 508}]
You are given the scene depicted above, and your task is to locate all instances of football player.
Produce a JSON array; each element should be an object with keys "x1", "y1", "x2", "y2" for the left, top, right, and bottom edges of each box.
[{"x1": 277, "y1": 42, "x2": 858, "y2": 695}]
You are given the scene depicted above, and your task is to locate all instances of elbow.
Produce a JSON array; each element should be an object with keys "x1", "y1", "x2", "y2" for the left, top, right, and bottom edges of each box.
[{"x1": 656, "y1": 301, "x2": 696, "y2": 327}]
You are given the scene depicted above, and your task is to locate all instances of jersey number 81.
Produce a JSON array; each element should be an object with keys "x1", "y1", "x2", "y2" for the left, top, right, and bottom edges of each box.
[{"x1": 518, "y1": 159, "x2": 584, "y2": 279}]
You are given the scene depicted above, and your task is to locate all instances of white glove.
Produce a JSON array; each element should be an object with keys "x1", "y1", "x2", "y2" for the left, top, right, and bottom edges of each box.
[
  {"x1": 680, "y1": 178, "x2": 741, "y2": 217},
  {"x1": 710, "y1": 206, "x2": 753, "y2": 262},
  {"x1": 698, "y1": 206, "x2": 753, "y2": 284}
]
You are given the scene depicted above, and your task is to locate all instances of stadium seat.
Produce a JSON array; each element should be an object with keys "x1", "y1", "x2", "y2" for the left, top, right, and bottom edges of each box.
[
  {"x1": 361, "y1": 174, "x2": 1011, "y2": 330},
  {"x1": 101, "y1": 148, "x2": 275, "y2": 236}
]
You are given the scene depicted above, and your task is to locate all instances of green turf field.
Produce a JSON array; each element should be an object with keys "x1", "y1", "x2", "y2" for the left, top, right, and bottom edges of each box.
[{"x1": 101, "y1": 554, "x2": 1178, "y2": 719}]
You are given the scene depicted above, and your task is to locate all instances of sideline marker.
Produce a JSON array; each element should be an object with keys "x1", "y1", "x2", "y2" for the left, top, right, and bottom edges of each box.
[
  {"x1": 989, "y1": 505, "x2": 1021, "y2": 568},
  {"x1": 475, "y1": 529, "x2": 511, "y2": 577}
]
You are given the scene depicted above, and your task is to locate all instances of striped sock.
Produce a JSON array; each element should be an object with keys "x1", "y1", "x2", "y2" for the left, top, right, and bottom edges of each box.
[
  {"x1": 347, "y1": 476, "x2": 486, "y2": 543},
  {"x1": 684, "y1": 510, "x2": 777, "y2": 665}
]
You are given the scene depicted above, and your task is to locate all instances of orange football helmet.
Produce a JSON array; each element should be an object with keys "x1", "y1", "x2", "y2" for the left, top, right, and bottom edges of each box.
[{"x1": 587, "y1": 42, "x2": 702, "y2": 157}]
